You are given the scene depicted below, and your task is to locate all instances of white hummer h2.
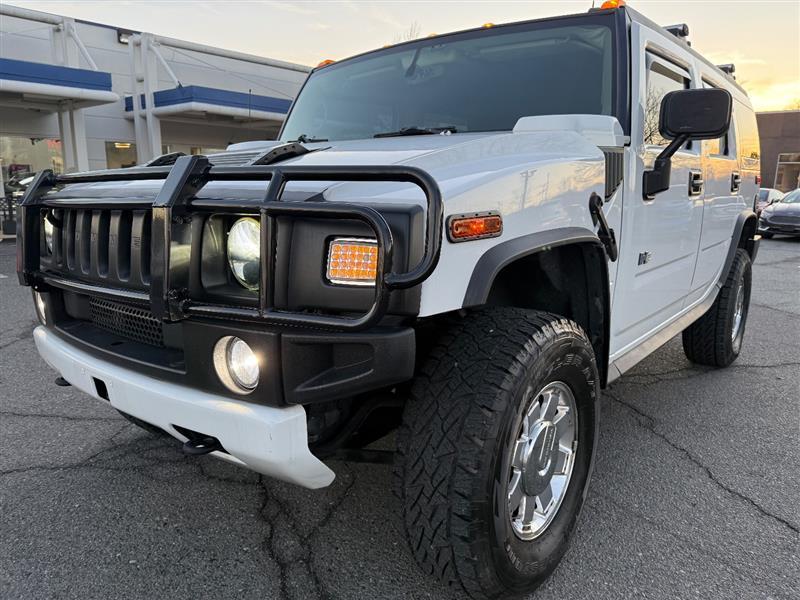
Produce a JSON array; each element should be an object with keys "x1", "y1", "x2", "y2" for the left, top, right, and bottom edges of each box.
[{"x1": 18, "y1": 3, "x2": 760, "y2": 598}]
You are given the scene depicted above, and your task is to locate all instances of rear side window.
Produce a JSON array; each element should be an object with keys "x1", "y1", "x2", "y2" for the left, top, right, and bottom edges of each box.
[
  {"x1": 735, "y1": 104, "x2": 760, "y2": 171},
  {"x1": 702, "y1": 79, "x2": 731, "y2": 156},
  {"x1": 644, "y1": 60, "x2": 690, "y2": 147}
]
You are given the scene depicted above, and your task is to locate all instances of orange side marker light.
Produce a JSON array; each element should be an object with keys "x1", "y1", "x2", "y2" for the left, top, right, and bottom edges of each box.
[{"x1": 448, "y1": 214, "x2": 503, "y2": 242}]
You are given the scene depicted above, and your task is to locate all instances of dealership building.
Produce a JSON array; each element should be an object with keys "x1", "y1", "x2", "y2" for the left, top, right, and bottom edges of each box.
[
  {"x1": 0, "y1": 3, "x2": 308, "y2": 194},
  {"x1": 756, "y1": 110, "x2": 800, "y2": 192}
]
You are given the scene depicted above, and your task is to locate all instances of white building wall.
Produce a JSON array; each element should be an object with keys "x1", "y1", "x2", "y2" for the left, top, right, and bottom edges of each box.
[{"x1": 0, "y1": 7, "x2": 308, "y2": 170}]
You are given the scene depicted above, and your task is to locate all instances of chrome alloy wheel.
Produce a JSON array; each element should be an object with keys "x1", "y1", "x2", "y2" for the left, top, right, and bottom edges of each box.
[
  {"x1": 731, "y1": 279, "x2": 745, "y2": 348},
  {"x1": 506, "y1": 381, "x2": 577, "y2": 541}
]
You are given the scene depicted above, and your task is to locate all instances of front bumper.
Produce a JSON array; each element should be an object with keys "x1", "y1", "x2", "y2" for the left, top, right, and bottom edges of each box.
[
  {"x1": 758, "y1": 219, "x2": 800, "y2": 235},
  {"x1": 33, "y1": 326, "x2": 335, "y2": 489}
]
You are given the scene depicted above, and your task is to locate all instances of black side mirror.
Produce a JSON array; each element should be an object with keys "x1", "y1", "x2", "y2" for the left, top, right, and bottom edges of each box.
[{"x1": 643, "y1": 88, "x2": 732, "y2": 199}]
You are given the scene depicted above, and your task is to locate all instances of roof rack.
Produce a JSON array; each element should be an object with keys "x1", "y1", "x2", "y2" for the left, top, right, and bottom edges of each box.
[{"x1": 717, "y1": 64, "x2": 736, "y2": 76}]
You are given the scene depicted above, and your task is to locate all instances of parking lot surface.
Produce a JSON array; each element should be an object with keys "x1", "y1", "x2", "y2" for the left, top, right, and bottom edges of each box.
[{"x1": 1, "y1": 237, "x2": 798, "y2": 600}]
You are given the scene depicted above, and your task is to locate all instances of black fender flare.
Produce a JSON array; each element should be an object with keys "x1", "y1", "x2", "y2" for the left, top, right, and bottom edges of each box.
[
  {"x1": 462, "y1": 227, "x2": 606, "y2": 306},
  {"x1": 461, "y1": 226, "x2": 611, "y2": 385},
  {"x1": 722, "y1": 210, "x2": 759, "y2": 285}
]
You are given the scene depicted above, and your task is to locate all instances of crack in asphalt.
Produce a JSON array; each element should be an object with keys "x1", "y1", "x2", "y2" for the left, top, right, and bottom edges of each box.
[
  {"x1": 0, "y1": 321, "x2": 36, "y2": 350},
  {"x1": 0, "y1": 410, "x2": 123, "y2": 422},
  {"x1": 619, "y1": 361, "x2": 800, "y2": 386},
  {"x1": 755, "y1": 255, "x2": 800, "y2": 267},
  {"x1": 605, "y1": 388, "x2": 800, "y2": 535},
  {"x1": 587, "y1": 491, "x2": 793, "y2": 597},
  {"x1": 255, "y1": 466, "x2": 357, "y2": 600},
  {"x1": 0, "y1": 422, "x2": 133, "y2": 477},
  {"x1": 750, "y1": 302, "x2": 800, "y2": 318}
]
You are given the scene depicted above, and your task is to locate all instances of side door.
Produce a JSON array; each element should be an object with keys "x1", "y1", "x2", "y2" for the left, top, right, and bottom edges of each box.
[
  {"x1": 609, "y1": 27, "x2": 704, "y2": 358},
  {"x1": 686, "y1": 76, "x2": 743, "y2": 305}
]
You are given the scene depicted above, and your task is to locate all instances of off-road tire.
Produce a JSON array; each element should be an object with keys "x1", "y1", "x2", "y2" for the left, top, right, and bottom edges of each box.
[
  {"x1": 682, "y1": 248, "x2": 752, "y2": 367},
  {"x1": 395, "y1": 308, "x2": 599, "y2": 599}
]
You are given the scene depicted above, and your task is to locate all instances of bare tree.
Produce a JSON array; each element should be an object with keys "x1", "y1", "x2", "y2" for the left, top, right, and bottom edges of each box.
[
  {"x1": 393, "y1": 22, "x2": 421, "y2": 44},
  {"x1": 643, "y1": 84, "x2": 665, "y2": 145}
]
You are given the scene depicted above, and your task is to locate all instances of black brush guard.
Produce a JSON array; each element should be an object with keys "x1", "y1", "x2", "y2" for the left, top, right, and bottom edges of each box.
[{"x1": 17, "y1": 155, "x2": 443, "y2": 330}]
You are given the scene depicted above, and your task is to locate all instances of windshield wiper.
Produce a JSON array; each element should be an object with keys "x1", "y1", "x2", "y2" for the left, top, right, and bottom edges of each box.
[
  {"x1": 294, "y1": 134, "x2": 329, "y2": 143},
  {"x1": 373, "y1": 126, "x2": 457, "y2": 139}
]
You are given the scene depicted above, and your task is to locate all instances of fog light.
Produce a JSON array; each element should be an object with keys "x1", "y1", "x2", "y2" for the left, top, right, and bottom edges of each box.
[
  {"x1": 213, "y1": 336, "x2": 259, "y2": 393},
  {"x1": 34, "y1": 291, "x2": 47, "y2": 325}
]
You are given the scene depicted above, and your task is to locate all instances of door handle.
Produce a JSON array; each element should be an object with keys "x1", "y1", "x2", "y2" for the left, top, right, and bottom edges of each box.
[
  {"x1": 731, "y1": 171, "x2": 742, "y2": 193},
  {"x1": 689, "y1": 170, "x2": 703, "y2": 196}
]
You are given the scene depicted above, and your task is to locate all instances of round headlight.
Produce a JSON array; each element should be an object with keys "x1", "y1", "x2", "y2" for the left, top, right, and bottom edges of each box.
[
  {"x1": 213, "y1": 336, "x2": 260, "y2": 393},
  {"x1": 227, "y1": 218, "x2": 260, "y2": 290},
  {"x1": 43, "y1": 214, "x2": 54, "y2": 254}
]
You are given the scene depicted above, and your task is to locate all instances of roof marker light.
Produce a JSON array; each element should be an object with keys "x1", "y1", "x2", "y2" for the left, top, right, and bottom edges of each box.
[
  {"x1": 317, "y1": 59, "x2": 335, "y2": 68},
  {"x1": 482, "y1": 23, "x2": 495, "y2": 28},
  {"x1": 600, "y1": 0, "x2": 625, "y2": 9}
]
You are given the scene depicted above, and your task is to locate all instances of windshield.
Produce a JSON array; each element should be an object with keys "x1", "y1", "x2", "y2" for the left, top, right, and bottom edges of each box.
[
  {"x1": 282, "y1": 17, "x2": 617, "y2": 142},
  {"x1": 779, "y1": 189, "x2": 800, "y2": 203}
]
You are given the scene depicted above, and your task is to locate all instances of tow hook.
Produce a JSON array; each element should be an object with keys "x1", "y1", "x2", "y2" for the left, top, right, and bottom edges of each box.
[{"x1": 182, "y1": 435, "x2": 223, "y2": 456}]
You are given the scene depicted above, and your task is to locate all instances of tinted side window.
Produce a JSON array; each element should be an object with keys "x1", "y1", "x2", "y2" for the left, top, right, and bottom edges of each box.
[
  {"x1": 702, "y1": 80, "x2": 731, "y2": 155},
  {"x1": 735, "y1": 105, "x2": 761, "y2": 171},
  {"x1": 644, "y1": 61, "x2": 689, "y2": 146}
]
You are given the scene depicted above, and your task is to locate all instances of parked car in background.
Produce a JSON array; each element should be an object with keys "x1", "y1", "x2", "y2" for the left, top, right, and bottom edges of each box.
[
  {"x1": 759, "y1": 188, "x2": 800, "y2": 238},
  {"x1": 1, "y1": 173, "x2": 34, "y2": 235},
  {"x1": 755, "y1": 187, "x2": 783, "y2": 215}
]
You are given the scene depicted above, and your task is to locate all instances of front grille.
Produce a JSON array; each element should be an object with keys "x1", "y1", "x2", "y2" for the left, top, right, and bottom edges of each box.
[
  {"x1": 42, "y1": 208, "x2": 151, "y2": 291},
  {"x1": 89, "y1": 298, "x2": 164, "y2": 347},
  {"x1": 770, "y1": 215, "x2": 800, "y2": 225}
]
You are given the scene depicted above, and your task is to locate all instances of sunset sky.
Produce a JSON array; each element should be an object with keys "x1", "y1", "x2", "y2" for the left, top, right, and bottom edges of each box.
[{"x1": 12, "y1": 0, "x2": 800, "y2": 112}]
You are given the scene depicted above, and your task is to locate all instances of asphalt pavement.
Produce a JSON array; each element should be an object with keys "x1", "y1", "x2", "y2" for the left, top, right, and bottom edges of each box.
[{"x1": 1, "y1": 237, "x2": 798, "y2": 600}]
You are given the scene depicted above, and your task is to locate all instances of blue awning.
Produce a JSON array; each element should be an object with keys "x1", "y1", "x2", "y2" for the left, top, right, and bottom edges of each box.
[
  {"x1": 0, "y1": 58, "x2": 117, "y2": 109},
  {"x1": 124, "y1": 85, "x2": 291, "y2": 120},
  {"x1": 1, "y1": 58, "x2": 112, "y2": 90}
]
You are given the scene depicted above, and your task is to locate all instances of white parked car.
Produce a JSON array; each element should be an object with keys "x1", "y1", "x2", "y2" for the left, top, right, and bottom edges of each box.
[{"x1": 17, "y1": 3, "x2": 760, "y2": 598}]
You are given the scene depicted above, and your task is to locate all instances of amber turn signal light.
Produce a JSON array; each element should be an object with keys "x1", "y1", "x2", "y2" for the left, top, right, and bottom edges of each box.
[
  {"x1": 326, "y1": 238, "x2": 379, "y2": 285},
  {"x1": 448, "y1": 213, "x2": 503, "y2": 242},
  {"x1": 600, "y1": 0, "x2": 625, "y2": 9}
]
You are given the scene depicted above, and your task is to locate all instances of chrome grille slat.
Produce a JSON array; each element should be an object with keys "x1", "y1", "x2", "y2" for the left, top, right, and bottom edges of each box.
[
  {"x1": 77, "y1": 209, "x2": 91, "y2": 274},
  {"x1": 65, "y1": 209, "x2": 77, "y2": 271},
  {"x1": 45, "y1": 207, "x2": 149, "y2": 291}
]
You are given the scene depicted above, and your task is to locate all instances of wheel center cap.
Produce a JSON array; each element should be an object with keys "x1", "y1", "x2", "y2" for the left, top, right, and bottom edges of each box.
[{"x1": 522, "y1": 421, "x2": 557, "y2": 496}]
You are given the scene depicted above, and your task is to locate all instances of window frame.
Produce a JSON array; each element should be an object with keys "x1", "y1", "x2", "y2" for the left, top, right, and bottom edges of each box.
[
  {"x1": 643, "y1": 54, "x2": 694, "y2": 151},
  {"x1": 700, "y1": 78, "x2": 736, "y2": 159}
]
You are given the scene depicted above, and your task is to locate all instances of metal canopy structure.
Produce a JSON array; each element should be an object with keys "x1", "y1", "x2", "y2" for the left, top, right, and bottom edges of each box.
[
  {"x1": 0, "y1": 5, "x2": 121, "y2": 172},
  {"x1": 124, "y1": 85, "x2": 290, "y2": 123},
  {"x1": 0, "y1": 58, "x2": 119, "y2": 110}
]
